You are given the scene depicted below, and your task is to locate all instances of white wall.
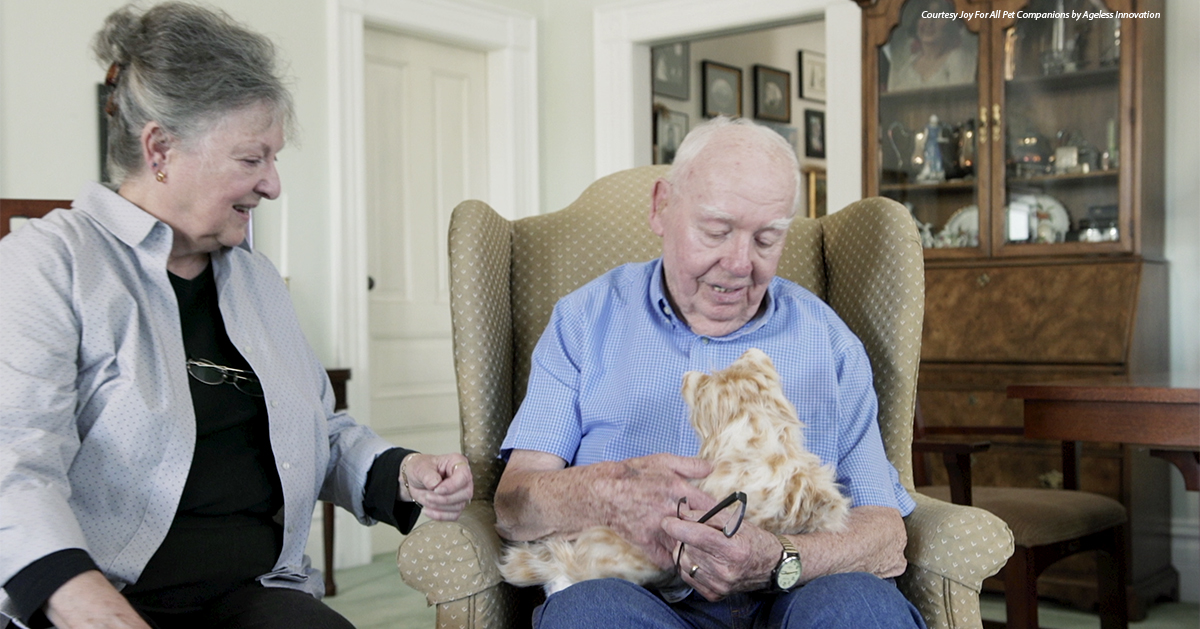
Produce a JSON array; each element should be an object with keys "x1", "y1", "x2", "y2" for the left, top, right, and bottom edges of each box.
[
  {"x1": 1163, "y1": 0, "x2": 1200, "y2": 602},
  {"x1": 0, "y1": 0, "x2": 335, "y2": 362},
  {"x1": 1, "y1": 0, "x2": 1196, "y2": 592}
]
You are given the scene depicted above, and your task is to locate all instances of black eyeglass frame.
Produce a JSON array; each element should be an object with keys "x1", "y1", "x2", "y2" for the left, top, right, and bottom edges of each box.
[
  {"x1": 185, "y1": 358, "x2": 264, "y2": 397},
  {"x1": 674, "y1": 491, "x2": 748, "y2": 576}
]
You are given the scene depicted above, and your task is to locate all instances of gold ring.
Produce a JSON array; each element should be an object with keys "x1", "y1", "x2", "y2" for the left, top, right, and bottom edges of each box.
[{"x1": 689, "y1": 564, "x2": 699, "y2": 578}]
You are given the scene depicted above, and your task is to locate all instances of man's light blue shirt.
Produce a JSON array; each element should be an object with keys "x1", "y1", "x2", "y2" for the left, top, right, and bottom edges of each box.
[{"x1": 501, "y1": 259, "x2": 915, "y2": 514}]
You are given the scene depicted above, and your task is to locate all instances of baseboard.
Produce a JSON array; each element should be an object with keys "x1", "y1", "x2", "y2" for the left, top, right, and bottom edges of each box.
[{"x1": 1171, "y1": 515, "x2": 1199, "y2": 604}]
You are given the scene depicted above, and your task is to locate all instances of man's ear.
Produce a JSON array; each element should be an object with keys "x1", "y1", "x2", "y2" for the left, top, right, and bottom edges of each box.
[
  {"x1": 649, "y1": 179, "x2": 670, "y2": 237},
  {"x1": 139, "y1": 121, "x2": 173, "y2": 171}
]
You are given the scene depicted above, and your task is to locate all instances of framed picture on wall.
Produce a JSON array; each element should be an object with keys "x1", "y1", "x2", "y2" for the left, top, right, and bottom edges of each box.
[
  {"x1": 753, "y1": 65, "x2": 791, "y2": 123},
  {"x1": 654, "y1": 106, "x2": 689, "y2": 165},
  {"x1": 97, "y1": 83, "x2": 113, "y2": 183},
  {"x1": 804, "y1": 109, "x2": 825, "y2": 159},
  {"x1": 652, "y1": 42, "x2": 690, "y2": 100},
  {"x1": 760, "y1": 122, "x2": 799, "y2": 154},
  {"x1": 701, "y1": 60, "x2": 742, "y2": 118},
  {"x1": 804, "y1": 166, "x2": 827, "y2": 219},
  {"x1": 798, "y1": 50, "x2": 826, "y2": 102}
]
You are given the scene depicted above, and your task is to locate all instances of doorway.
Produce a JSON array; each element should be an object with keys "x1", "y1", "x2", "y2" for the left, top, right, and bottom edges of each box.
[{"x1": 362, "y1": 26, "x2": 487, "y2": 555}]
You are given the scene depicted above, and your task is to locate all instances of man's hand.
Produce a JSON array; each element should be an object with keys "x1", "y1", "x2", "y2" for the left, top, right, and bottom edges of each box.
[
  {"x1": 400, "y1": 452, "x2": 474, "y2": 521},
  {"x1": 495, "y1": 450, "x2": 715, "y2": 569},
  {"x1": 662, "y1": 504, "x2": 908, "y2": 601},
  {"x1": 663, "y1": 507, "x2": 779, "y2": 600},
  {"x1": 43, "y1": 570, "x2": 152, "y2": 629},
  {"x1": 599, "y1": 454, "x2": 718, "y2": 567}
]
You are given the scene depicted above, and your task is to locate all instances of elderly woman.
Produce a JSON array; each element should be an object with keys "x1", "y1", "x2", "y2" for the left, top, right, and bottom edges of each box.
[{"x1": 0, "y1": 3, "x2": 471, "y2": 628}]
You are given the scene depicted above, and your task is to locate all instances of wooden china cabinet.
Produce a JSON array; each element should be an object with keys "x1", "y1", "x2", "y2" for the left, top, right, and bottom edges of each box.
[{"x1": 858, "y1": 0, "x2": 1173, "y2": 617}]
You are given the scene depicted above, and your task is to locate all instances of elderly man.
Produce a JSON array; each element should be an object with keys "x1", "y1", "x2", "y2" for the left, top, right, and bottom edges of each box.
[{"x1": 494, "y1": 117, "x2": 924, "y2": 629}]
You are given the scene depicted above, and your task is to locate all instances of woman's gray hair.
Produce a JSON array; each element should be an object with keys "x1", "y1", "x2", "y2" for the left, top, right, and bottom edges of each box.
[
  {"x1": 93, "y1": 2, "x2": 294, "y2": 184},
  {"x1": 665, "y1": 116, "x2": 802, "y2": 217}
]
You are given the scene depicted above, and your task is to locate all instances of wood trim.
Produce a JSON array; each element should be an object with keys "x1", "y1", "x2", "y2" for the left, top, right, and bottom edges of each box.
[
  {"x1": 323, "y1": 367, "x2": 351, "y2": 597},
  {"x1": 0, "y1": 198, "x2": 70, "y2": 238},
  {"x1": 1021, "y1": 400, "x2": 1199, "y2": 448}
]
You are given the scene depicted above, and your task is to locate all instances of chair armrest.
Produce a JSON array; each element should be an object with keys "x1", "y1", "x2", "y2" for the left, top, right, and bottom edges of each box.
[
  {"x1": 397, "y1": 501, "x2": 505, "y2": 605},
  {"x1": 902, "y1": 492, "x2": 1014, "y2": 590},
  {"x1": 912, "y1": 439, "x2": 990, "y2": 506}
]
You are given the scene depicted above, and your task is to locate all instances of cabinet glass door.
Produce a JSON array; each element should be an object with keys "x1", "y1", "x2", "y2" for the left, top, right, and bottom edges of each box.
[
  {"x1": 999, "y1": 0, "x2": 1124, "y2": 253},
  {"x1": 877, "y1": 0, "x2": 983, "y2": 254}
]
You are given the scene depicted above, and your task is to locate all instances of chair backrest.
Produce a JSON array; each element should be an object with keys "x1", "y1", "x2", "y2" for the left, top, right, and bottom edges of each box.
[
  {"x1": 1, "y1": 199, "x2": 70, "y2": 238},
  {"x1": 447, "y1": 165, "x2": 924, "y2": 499}
]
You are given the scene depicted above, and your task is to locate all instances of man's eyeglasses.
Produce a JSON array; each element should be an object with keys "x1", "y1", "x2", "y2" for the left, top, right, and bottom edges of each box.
[
  {"x1": 674, "y1": 491, "x2": 747, "y2": 576},
  {"x1": 186, "y1": 358, "x2": 264, "y2": 397}
]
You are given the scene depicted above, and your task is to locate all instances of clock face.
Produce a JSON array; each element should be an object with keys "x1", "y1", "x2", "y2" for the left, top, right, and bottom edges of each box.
[{"x1": 777, "y1": 557, "x2": 802, "y2": 589}]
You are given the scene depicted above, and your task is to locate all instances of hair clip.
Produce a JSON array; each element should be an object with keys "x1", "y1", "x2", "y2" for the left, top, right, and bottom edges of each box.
[
  {"x1": 105, "y1": 62, "x2": 122, "y2": 87},
  {"x1": 104, "y1": 62, "x2": 122, "y2": 116}
]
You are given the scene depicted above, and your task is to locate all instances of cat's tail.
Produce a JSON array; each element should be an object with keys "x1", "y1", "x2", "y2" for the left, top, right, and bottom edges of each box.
[
  {"x1": 498, "y1": 528, "x2": 671, "y2": 595},
  {"x1": 498, "y1": 541, "x2": 568, "y2": 588}
]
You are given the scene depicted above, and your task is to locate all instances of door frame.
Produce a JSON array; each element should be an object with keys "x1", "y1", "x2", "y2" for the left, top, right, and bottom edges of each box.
[
  {"x1": 326, "y1": 0, "x2": 537, "y2": 568},
  {"x1": 592, "y1": 0, "x2": 861, "y2": 214}
]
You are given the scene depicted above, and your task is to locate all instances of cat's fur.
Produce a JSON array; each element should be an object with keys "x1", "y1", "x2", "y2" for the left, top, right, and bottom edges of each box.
[{"x1": 499, "y1": 348, "x2": 850, "y2": 595}]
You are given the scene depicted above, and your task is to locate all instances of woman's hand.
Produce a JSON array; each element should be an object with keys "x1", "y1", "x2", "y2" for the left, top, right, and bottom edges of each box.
[
  {"x1": 44, "y1": 570, "x2": 153, "y2": 629},
  {"x1": 399, "y1": 453, "x2": 473, "y2": 521}
]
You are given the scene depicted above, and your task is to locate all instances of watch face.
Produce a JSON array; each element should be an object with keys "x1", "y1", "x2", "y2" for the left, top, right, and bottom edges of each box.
[{"x1": 776, "y1": 557, "x2": 802, "y2": 589}]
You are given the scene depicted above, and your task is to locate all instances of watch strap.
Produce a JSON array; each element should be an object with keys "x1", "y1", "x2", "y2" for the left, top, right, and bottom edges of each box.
[
  {"x1": 770, "y1": 534, "x2": 802, "y2": 592},
  {"x1": 776, "y1": 534, "x2": 799, "y2": 558}
]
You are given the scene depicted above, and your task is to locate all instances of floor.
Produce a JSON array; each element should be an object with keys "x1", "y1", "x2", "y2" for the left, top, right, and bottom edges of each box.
[
  {"x1": 324, "y1": 553, "x2": 434, "y2": 629},
  {"x1": 326, "y1": 553, "x2": 1200, "y2": 629}
]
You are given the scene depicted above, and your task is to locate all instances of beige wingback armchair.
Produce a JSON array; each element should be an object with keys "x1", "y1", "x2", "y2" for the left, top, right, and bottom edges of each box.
[{"x1": 396, "y1": 166, "x2": 1014, "y2": 629}]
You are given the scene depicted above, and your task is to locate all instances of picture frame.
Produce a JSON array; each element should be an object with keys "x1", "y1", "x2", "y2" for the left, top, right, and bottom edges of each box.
[
  {"x1": 654, "y1": 106, "x2": 689, "y2": 165},
  {"x1": 804, "y1": 166, "x2": 827, "y2": 219},
  {"x1": 798, "y1": 50, "x2": 826, "y2": 102},
  {"x1": 652, "y1": 42, "x2": 690, "y2": 100},
  {"x1": 701, "y1": 60, "x2": 742, "y2": 119},
  {"x1": 753, "y1": 65, "x2": 791, "y2": 123},
  {"x1": 804, "y1": 109, "x2": 826, "y2": 159},
  {"x1": 760, "y1": 122, "x2": 799, "y2": 154},
  {"x1": 884, "y1": 3, "x2": 977, "y2": 93},
  {"x1": 97, "y1": 83, "x2": 113, "y2": 182}
]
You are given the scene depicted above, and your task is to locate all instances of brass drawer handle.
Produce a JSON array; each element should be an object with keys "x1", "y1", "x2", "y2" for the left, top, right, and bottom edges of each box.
[
  {"x1": 977, "y1": 273, "x2": 991, "y2": 287},
  {"x1": 979, "y1": 107, "x2": 988, "y2": 145}
]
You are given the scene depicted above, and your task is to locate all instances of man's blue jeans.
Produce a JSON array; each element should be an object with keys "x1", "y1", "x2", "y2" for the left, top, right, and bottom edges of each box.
[{"x1": 533, "y1": 573, "x2": 927, "y2": 629}]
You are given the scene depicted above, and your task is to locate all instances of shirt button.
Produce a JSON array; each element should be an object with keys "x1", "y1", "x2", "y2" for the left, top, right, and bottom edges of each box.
[
  {"x1": 702, "y1": 337, "x2": 710, "y2": 344},
  {"x1": 271, "y1": 400, "x2": 279, "y2": 408},
  {"x1": 282, "y1": 462, "x2": 291, "y2": 470},
  {"x1": 244, "y1": 347, "x2": 253, "y2": 355}
]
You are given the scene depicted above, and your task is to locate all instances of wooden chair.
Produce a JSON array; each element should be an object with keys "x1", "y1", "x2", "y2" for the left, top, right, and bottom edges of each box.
[
  {"x1": 2, "y1": 198, "x2": 347, "y2": 596},
  {"x1": 1, "y1": 198, "x2": 70, "y2": 238},
  {"x1": 912, "y1": 401, "x2": 1129, "y2": 629}
]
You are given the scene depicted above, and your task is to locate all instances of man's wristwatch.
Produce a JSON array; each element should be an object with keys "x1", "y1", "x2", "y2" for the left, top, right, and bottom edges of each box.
[{"x1": 769, "y1": 534, "x2": 802, "y2": 592}]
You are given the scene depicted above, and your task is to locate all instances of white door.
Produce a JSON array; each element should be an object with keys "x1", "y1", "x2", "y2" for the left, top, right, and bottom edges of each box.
[{"x1": 363, "y1": 27, "x2": 488, "y2": 554}]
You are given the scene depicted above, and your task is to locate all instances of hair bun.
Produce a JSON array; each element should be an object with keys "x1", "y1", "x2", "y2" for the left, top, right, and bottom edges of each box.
[{"x1": 91, "y1": 5, "x2": 141, "y2": 66}]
